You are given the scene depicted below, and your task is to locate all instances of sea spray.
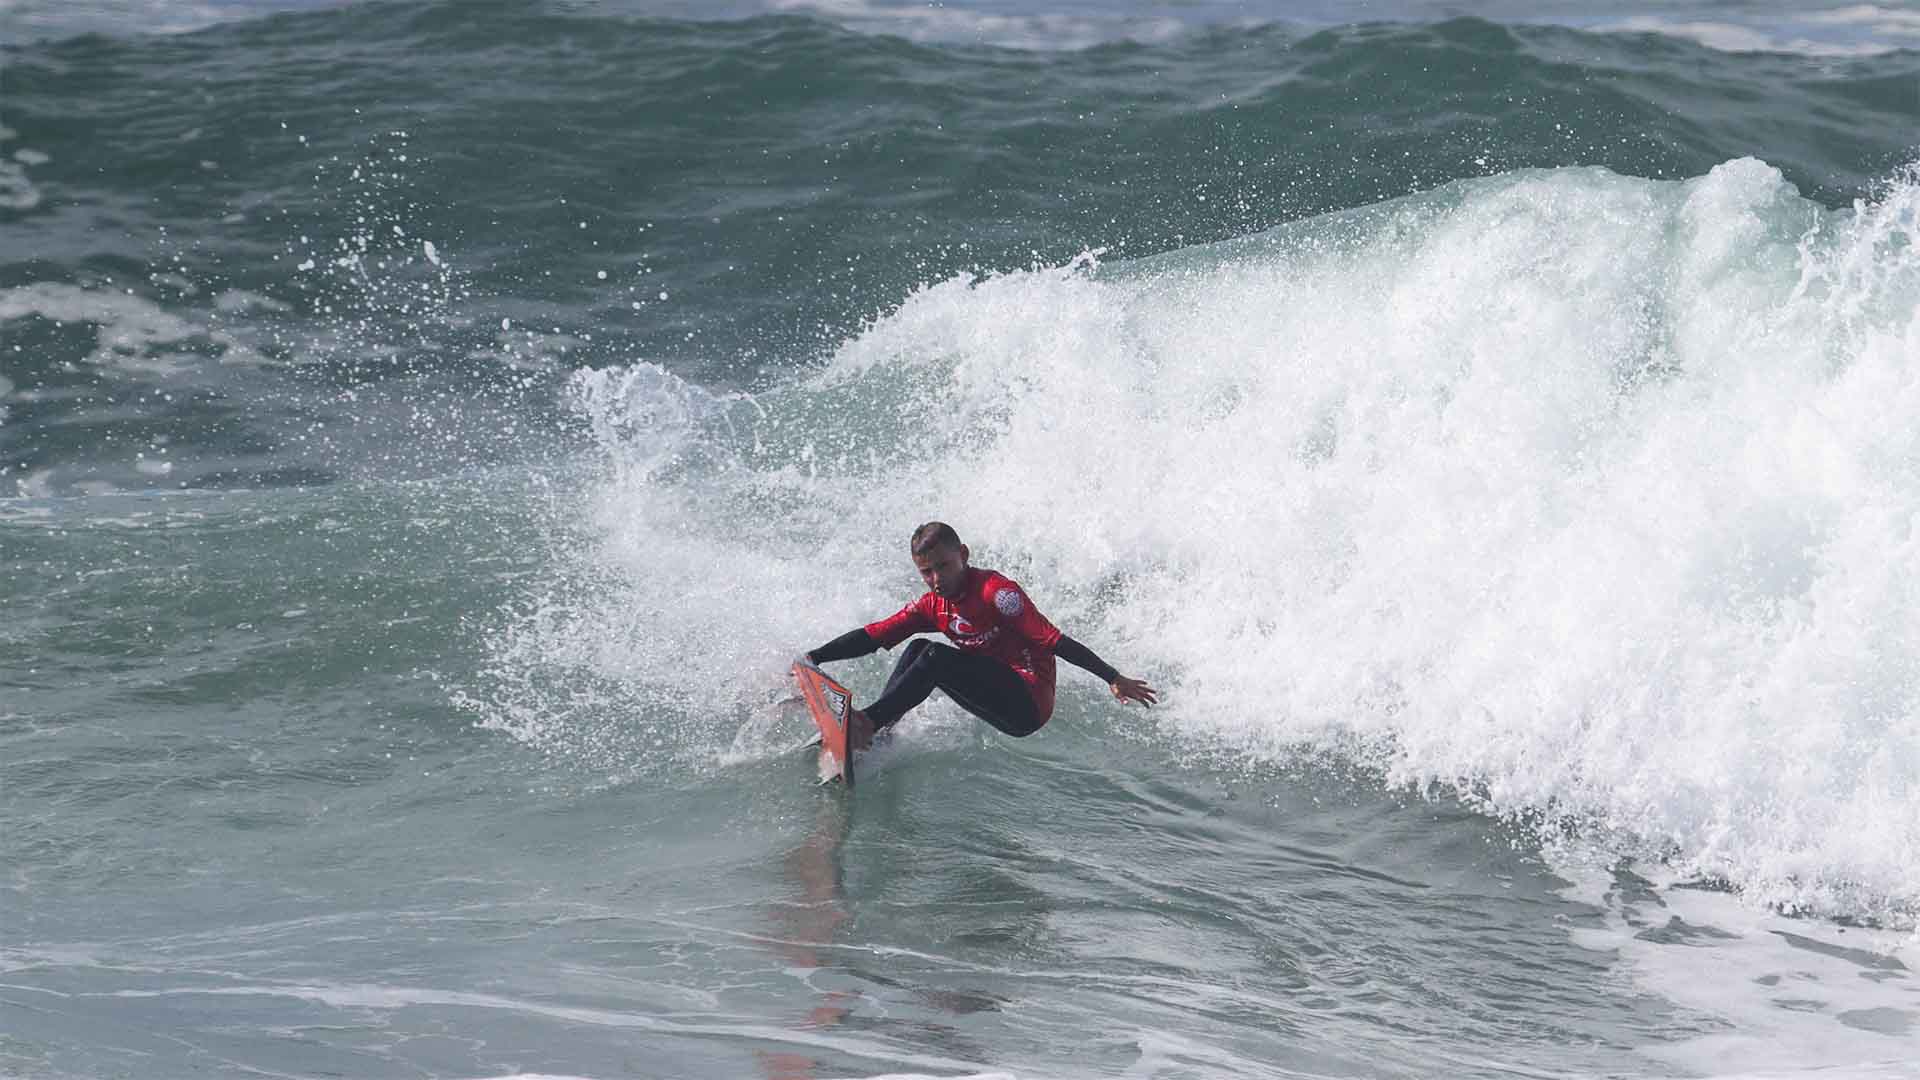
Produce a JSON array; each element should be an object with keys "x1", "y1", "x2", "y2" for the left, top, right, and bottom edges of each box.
[{"x1": 488, "y1": 158, "x2": 1920, "y2": 924}]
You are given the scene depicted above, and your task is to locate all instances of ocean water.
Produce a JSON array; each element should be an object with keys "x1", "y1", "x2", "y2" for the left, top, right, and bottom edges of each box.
[{"x1": 3, "y1": 2, "x2": 1919, "y2": 1077}]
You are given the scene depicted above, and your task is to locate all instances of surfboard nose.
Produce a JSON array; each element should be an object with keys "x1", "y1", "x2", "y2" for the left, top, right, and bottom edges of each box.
[{"x1": 793, "y1": 660, "x2": 855, "y2": 789}]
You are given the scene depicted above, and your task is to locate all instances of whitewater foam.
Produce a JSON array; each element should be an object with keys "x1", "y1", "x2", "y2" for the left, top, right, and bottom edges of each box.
[
  {"x1": 0, "y1": 282, "x2": 270, "y2": 372},
  {"x1": 1558, "y1": 865, "x2": 1918, "y2": 1076},
  {"x1": 489, "y1": 158, "x2": 1919, "y2": 925}
]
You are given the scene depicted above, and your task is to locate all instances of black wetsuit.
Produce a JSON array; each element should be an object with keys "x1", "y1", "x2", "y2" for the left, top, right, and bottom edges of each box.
[{"x1": 807, "y1": 628, "x2": 1120, "y2": 738}]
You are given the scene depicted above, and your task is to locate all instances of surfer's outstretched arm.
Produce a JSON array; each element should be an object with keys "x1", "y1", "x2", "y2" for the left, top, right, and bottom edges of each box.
[
  {"x1": 807, "y1": 628, "x2": 878, "y2": 665},
  {"x1": 1056, "y1": 635, "x2": 1158, "y2": 707}
]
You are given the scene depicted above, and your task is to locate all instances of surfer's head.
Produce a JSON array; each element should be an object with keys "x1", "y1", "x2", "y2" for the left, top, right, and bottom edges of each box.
[{"x1": 910, "y1": 521, "x2": 969, "y2": 600}]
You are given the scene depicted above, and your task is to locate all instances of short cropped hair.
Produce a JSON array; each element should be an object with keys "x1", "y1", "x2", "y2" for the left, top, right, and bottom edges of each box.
[{"x1": 910, "y1": 521, "x2": 963, "y2": 556}]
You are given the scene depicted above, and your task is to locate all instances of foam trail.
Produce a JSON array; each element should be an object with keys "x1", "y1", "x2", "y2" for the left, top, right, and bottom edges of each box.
[
  {"x1": 489, "y1": 158, "x2": 1919, "y2": 924},
  {"x1": 1559, "y1": 865, "x2": 1918, "y2": 1076}
]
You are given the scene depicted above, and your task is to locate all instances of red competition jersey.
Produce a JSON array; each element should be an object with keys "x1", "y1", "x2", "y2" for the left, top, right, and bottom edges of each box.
[{"x1": 864, "y1": 567, "x2": 1065, "y2": 719}]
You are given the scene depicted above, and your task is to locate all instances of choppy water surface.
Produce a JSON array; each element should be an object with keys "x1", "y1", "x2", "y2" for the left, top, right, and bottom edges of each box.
[{"x1": 3, "y1": 2, "x2": 1917, "y2": 1076}]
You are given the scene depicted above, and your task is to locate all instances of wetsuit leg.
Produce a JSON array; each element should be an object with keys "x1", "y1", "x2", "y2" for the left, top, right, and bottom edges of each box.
[{"x1": 865, "y1": 640, "x2": 1042, "y2": 737}]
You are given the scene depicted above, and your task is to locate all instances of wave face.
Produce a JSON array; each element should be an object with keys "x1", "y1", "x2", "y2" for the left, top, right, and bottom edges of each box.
[
  {"x1": 5, "y1": 0, "x2": 1919, "y2": 922},
  {"x1": 527, "y1": 158, "x2": 1920, "y2": 926},
  {"x1": 5, "y1": 7, "x2": 1920, "y2": 491}
]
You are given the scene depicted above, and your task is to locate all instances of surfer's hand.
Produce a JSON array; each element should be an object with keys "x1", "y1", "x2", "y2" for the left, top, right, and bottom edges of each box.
[{"x1": 1110, "y1": 676, "x2": 1157, "y2": 707}]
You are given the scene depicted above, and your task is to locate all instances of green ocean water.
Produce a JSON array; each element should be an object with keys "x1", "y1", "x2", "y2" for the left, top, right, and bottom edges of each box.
[{"x1": 4, "y1": 3, "x2": 1919, "y2": 1077}]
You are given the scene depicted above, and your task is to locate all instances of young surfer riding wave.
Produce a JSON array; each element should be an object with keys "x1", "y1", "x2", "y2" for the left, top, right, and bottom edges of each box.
[{"x1": 805, "y1": 521, "x2": 1158, "y2": 749}]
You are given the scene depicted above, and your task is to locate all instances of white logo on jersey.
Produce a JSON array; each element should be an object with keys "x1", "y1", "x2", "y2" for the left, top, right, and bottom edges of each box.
[
  {"x1": 946, "y1": 610, "x2": 999, "y2": 648},
  {"x1": 995, "y1": 588, "x2": 1024, "y2": 617}
]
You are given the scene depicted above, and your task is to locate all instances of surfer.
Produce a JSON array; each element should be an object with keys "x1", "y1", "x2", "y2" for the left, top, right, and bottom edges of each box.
[{"x1": 805, "y1": 521, "x2": 1157, "y2": 749}]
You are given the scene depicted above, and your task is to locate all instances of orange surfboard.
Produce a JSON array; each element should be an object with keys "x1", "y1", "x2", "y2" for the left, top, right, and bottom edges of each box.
[{"x1": 792, "y1": 660, "x2": 855, "y2": 788}]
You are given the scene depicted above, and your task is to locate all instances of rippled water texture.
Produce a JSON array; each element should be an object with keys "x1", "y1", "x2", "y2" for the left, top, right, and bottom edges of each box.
[{"x1": 4, "y1": 3, "x2": 1918, "y2": 1077}]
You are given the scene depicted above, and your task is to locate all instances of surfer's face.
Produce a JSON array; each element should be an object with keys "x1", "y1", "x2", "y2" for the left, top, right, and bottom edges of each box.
[{"x1": 914, "y1": 543, "x2": 969, "y2": 600}]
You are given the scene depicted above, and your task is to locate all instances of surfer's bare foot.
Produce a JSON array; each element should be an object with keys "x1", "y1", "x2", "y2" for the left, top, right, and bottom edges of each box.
[{"x1": 848, "y1": 708, "x2": 874, "y2": 752}]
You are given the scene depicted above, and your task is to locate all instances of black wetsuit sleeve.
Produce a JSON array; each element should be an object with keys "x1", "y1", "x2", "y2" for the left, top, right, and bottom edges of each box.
[
  {"x1": 1054, "y1": 635, "x2": 1120, "y2": 685},
  {"x1": 807, "y1": 628, "x2": 878, "y2": 665}
]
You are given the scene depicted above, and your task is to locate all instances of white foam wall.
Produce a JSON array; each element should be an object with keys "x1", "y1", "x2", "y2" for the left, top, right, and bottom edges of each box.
[{"x1": 508, "y1": 158, "x2": 1917, "y2": 922}]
